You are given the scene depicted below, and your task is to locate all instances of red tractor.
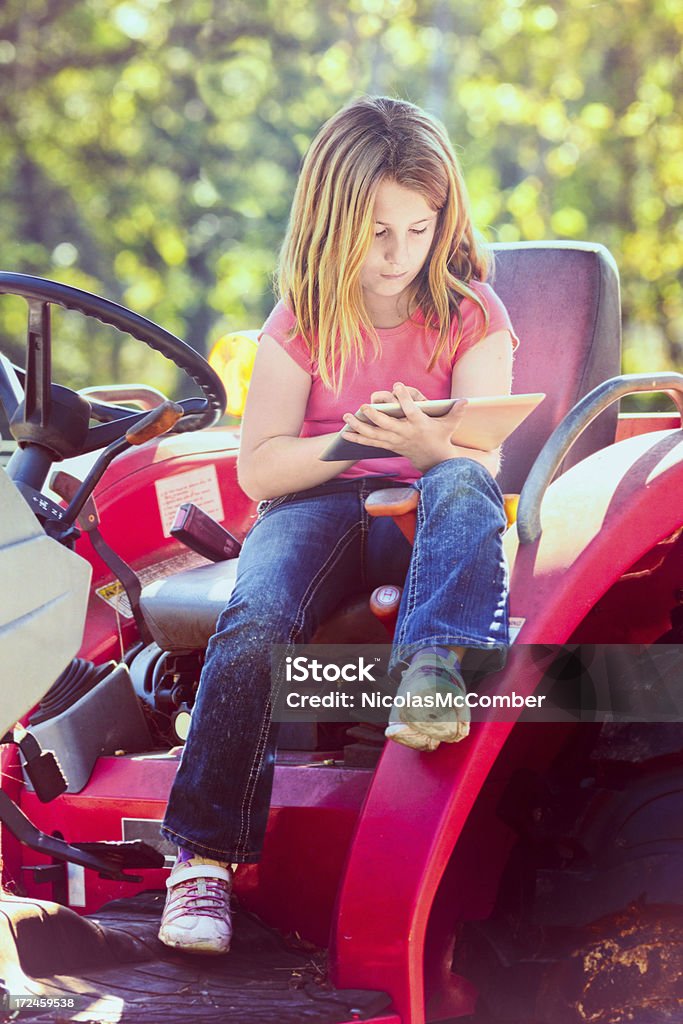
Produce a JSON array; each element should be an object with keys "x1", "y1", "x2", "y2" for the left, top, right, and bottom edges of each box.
[{"x1": 1, "y1": 241, "x2": 681, "y2": 1024}]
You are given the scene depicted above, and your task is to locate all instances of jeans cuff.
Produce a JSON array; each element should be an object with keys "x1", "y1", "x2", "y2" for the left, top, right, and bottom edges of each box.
[
  {"x1": 160, "y1": 824, "x2": 264, "y2": 865},
  {"x1": 389, "y1": 637, "x2": 509, "y2": 679}
]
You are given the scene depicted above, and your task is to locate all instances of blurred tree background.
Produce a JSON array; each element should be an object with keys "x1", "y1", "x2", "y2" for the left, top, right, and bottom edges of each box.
[{"x1": 0, "y1": 0, "x2": 681, "y2": 406}]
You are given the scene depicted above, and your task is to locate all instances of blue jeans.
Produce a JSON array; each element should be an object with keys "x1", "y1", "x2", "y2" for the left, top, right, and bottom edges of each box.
[{"x1": 161, "y1": 459, "x2": 509, "y2": 863}]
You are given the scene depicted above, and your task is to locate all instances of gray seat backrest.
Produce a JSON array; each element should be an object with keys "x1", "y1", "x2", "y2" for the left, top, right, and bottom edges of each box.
[{"x1": 489, "y1": 241, "x2": 622, "y2": 494}]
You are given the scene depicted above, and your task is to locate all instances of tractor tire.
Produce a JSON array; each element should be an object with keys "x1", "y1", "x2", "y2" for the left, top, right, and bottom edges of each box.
[
  {"x1": 454, "y1": 732, "x2": 683, "y2": 1024},
  {"x1": 535, "y1": 901, "x2": 683, "y2": 1024}
]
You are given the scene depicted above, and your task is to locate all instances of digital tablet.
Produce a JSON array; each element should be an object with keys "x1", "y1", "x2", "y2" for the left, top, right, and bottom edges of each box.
[{"x1": 319, "y1": 393, "x2": 546, "y2": 462}]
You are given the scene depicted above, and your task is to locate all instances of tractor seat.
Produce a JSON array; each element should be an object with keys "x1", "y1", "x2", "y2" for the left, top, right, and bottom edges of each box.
[
  {"x1": 140, "y1": 241, "x2": 622, "y2": 653},
  {"x1": 140, "y1": 558, "x2": 240, "y2": 652}
]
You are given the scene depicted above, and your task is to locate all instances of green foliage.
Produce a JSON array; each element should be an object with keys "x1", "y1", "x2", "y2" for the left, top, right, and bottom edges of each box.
[{"x1": 0, "y1": 0, "x2": 681, "y2": 405}]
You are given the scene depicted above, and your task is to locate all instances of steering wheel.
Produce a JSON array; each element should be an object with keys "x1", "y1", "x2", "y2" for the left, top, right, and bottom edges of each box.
[{"x1": 0, "y1": 273, "x2": 227, "y2": 457}]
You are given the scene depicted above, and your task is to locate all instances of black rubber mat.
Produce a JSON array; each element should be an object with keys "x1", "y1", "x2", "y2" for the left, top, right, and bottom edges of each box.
[{"x1": 0, "y1": 891, "x2": 392, "y2": 1023}]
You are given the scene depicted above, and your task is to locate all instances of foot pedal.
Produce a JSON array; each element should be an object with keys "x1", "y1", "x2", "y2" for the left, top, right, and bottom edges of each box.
[
  {"x1": 72, "y1": 840, "x2": 165, "y2": 876},
  {"x1": 15, "y1": 726, "x2": 67, "y2": 802}
]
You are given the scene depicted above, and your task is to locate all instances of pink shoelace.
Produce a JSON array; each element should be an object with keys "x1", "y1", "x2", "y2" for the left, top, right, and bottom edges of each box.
[{"x1": 164, "y1": 875, "x2": 231, "y2": 924}]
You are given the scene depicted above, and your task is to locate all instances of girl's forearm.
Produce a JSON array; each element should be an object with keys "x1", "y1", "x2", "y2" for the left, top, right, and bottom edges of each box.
[
  {"x1": 238, "y1": 434, "x2": 501, "y2": 502},
  {"x1": 237, "y1": 433, "x2": 356, "y2": 501}
]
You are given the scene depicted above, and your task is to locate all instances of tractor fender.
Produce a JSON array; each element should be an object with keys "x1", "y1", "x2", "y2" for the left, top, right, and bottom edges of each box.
[{"x1": 505, "y1": 428, "x2": 683, "y2": 644}]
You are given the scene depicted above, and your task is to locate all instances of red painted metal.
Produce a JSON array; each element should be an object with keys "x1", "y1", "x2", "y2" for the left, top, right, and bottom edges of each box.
[
  {"x1": 616, "y1": 412, "x2": 680, "y2": 441},
  {"x1": 330, "y1": 647, "x2": 558, "y2": 1024},
  {"x1": 0, "y1": 744, "x2": 23, "y2": 891},
  {"x1": 506, "y1": 429, "x2": 683, "y2": 642}
]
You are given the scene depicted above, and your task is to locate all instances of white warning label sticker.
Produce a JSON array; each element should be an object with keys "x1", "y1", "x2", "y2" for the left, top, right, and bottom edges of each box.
[
  {"x1": 509, "y1": 617, "x2": 526, "y2": 642},
  {"x1": 154, "y1": 464, "x2": 225, "y2": 537},
  {"x1": 95, "y1": 549, "x2": 211, "y2": 618}
]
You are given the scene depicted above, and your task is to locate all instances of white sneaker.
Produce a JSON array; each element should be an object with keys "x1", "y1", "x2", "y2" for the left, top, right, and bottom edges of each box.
[
  {"x1": 387, "y1": 647, "x2": 470, "y2": 746},
  {"x1": 384, "y1": 722, "x2": 441, "y2": 751},
  {"x1": 158, "y1": 853, "x2": 233, "y2": 954}
]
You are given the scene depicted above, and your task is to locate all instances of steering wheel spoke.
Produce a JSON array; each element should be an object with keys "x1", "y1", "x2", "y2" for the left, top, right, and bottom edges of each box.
[
  {"x1": 25, "y1": 299, "x2": 53, "y2": 428},
  {"x1": 82, "y1": 398, "x2": 208, "y2": 452}
]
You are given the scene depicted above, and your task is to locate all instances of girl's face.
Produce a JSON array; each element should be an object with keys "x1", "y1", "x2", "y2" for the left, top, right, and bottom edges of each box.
[{"x1": 360, "y1": 178, "x2": 438, "y2": 323}]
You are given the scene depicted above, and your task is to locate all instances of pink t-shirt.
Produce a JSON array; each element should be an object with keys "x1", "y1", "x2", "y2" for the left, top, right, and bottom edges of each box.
[{"x1": 258, "y1": 281, "x2": 519, "y2": 484}]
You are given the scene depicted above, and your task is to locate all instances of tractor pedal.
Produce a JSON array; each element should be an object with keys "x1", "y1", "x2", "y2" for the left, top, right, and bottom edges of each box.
[
  {"x1": 14, "y1": 726, "x2": 67, "y2": 802},
  {"x1": 23, "y1": 750, "x2": 68, "y2": 802},
  {"x1": 72, "y1": 839, "x2": 165, "y2": 874}
]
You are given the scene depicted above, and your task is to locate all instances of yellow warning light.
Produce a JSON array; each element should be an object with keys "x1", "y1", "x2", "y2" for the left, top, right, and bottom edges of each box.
[{"x1": 208, "y1": 331, "x2": 258, "y2": 418}]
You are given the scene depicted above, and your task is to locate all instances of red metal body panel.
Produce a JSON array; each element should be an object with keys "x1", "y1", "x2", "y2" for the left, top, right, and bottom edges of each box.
[
  {"x1": 0, "y1": 745, "x2": 22, "y2": 891},
  {"x1": 616, "y1": 412, "x2": 680, "y2": 441},
  {"x1": 330, "y1": 648, "x2": 562, "y2": 1024},
  {"x1": 505, "y1": 429, "x2": 683, "y2": 642}
]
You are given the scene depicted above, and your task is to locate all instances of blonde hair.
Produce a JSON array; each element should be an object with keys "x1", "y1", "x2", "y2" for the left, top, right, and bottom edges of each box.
[{"x1": 277, "y1": 95, "x2": 490, "y2": 394}]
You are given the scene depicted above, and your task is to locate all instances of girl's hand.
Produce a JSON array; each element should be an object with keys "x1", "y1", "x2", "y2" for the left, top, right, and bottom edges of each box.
[{"x1": 342, "y1": 382, "x2": 468, "y2": 473}]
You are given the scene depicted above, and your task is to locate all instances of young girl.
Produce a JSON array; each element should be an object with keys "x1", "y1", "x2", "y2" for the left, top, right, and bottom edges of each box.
[{"x1": 159, "y1": 95, "x2": 518, "y2": 954}]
